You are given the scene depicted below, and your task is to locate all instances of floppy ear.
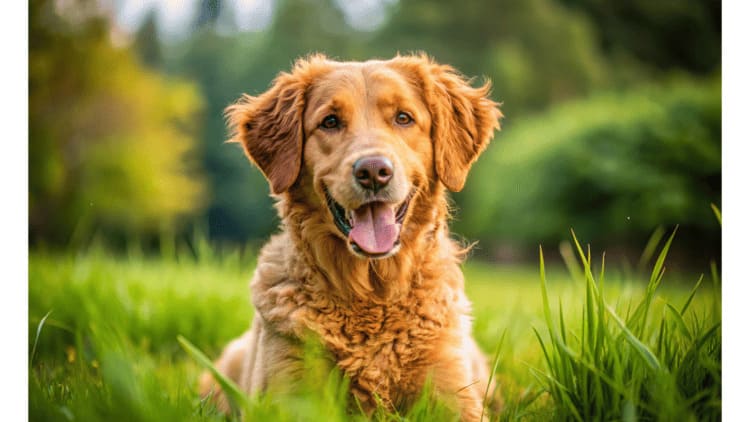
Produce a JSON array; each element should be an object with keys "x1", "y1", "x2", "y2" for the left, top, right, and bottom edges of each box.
[
  {"x1": 225, "y1": 70, "x2": 307, "y2": 194},
  {"x1": 426, "y1": 62, "x2": 502, "y2": 192}
]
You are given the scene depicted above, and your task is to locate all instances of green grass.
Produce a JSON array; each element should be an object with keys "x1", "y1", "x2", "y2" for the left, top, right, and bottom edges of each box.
[
  {"x1": 28, "y1": 234, "x2": 720, "y2": 421},
  {"x1": 533, "y1": 230, "x2": 721, "y2": 421}
]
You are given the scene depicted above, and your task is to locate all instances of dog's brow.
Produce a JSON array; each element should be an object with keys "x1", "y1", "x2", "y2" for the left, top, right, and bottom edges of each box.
[
  {"x1": 376, "y1": 94, "x2": 409, "y2": 110},
  {"x1": 366, "y1": 74, "x2": 420, "y2": 106},
  {"x1": 312, "y1": 98, "x2": 345, "y2": 118}
]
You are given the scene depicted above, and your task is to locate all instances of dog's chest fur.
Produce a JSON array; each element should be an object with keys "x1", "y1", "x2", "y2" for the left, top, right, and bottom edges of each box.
[{"x1": 252, "y1": 233, "x2": 470, "y2": 409}]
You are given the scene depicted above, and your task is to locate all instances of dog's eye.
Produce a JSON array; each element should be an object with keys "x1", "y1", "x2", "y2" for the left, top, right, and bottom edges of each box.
[
  {"x1": 395, "y1": 112, "x2": 414, "y2": 126},
  {"x1": 320, "y1": 114, "x2": 341, "y2": 130}
]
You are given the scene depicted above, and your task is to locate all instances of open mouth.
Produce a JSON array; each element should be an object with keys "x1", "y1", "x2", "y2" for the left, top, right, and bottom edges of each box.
[{"x1": 325, "y1": 187, "x2": 412, "y2": 258}]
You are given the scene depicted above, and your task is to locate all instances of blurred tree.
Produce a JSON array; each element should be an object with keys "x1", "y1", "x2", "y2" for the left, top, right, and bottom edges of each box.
[
  {"x1": 134, "y1": 8, "x2": 162, "y2": 68},
  {"x1": 557, "y1": 0, "x2": 721, "y2": 75},
  {"x1": 372, "y1": 0, "x2": 610, "y2": 116},
  {"x1": 163, "y1": 29, "x2": 276, "y2": 243},
  {"x1": 29, "y1": 0, "x2": 206, "y2": 246},
  {"x1": 195, "y1": 0, "x2": 223, "y2": 29},
  {"x1": 460, "y1": 76, "x2": 721, "y2": 263}
]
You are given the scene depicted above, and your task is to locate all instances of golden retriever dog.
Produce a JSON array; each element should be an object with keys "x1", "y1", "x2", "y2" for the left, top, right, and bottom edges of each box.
[{"x1": 199, "y1": 53, "x2": 502, "y2": 421}]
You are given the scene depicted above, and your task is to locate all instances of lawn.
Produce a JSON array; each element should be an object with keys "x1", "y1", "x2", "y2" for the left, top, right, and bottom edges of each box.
[{"x1": 28, "y1": 235, "x2": 720, "y2": 421}]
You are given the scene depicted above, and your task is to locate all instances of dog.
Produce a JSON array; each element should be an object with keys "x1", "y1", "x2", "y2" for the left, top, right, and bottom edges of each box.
[{"x1": 199, "y1": 53, "x2": 502, "y2": 421}]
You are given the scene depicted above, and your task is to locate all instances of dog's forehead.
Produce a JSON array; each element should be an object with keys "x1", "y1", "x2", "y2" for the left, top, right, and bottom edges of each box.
[{"x1": 307, "y1": 60, "x2": 421, "y2": 107}]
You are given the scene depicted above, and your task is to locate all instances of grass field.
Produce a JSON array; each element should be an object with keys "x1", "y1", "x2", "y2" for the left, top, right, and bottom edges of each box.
[{"x1": 28, "y1": 234, "x2": 721, "y2": 421}]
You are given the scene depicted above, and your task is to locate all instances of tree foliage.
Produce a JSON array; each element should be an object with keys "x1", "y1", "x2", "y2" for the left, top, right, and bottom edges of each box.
[
  {"x1": 29, "y1": 0, "x2": 206, "y2": 244},
  {"x1": 372, "y1": 0, "x2": 611, "y2": 115},
  {"x1": 459, "y1": 76, "x2": 721, "y2": 259},
  {"x1": 558, "y1": 0, "x2": 721, "y2": 75}
]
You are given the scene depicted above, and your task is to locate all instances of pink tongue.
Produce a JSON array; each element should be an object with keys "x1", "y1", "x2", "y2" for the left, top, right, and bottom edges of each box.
[{"x1": 348, "y1": 202, "x2": 400, "y2": 255}]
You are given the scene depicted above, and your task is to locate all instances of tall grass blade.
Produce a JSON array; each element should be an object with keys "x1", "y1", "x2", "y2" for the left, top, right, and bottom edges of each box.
[
  {"x1": 584, "y1": 272, "x2": 596, "y2": 354},
  {"x1": 569, "y1": 230, "x2": 601, "y2": 297},
  {"x1": 688, "y1": 322, "x2": 721, "y2": 357},
  {"x1": 481, "y1": 331, "x2": 506, "y2": 422},
  {"x1": 559, "y1": 298, "x2": 567, "y2": 344},
  {"x1": 680, "y1": 275, "x2": 704, "y2": 316},
  {"x1": 559, "y1": 241, "x2": 583, "y2": 282},
  {"x1": 594, "y1": 253, "x2": 606, "y2": 360},
  {"x1": 709, "y1": 260, "x2": 721, "y2": 320},
  {"x1": 656, "y1": 314, "x2": 667, "y2": 356},
  {"x1": 622, "y1": 400, "x2": 637, "y2": 422},
  {"x1": 710, "y1": 203, "x2": 721, "y2": 225},
  {"x1": 649, "y1": 226, "x2": 677, "y2": 287},
  {"x1": 529, "y1": 367, "x2": 584, "y2": 422},
  {"x1": 605, "y1": 305, "x2": 662, "y2": 371},
  {"x1": 710, "y1": 260, "x2": 720, "y2": 287},
  {"x1": 177, "y1": 335, "x2": 249, "y2": 417},
  {"x1": 539, "y1": 246, "x2": 554, "y2": 332},
  {"x1": 30, "y1": 309, "x2": 53, "y2": 366},
  {"x1": 635, "y1": 226, "x2": 677, "y2": 336},
  {"x1": 569, "y1": 230, "x2": 592, "y2": 281},
  {"x1": 637, "y1": 226, "x2": 666, "y2": 272},
  {"x1": 666, "y1": 303, "x2": 692, "y2": 340},
  {"x1": 532, "y1": 327, "x2": 554, "y2": 373}
]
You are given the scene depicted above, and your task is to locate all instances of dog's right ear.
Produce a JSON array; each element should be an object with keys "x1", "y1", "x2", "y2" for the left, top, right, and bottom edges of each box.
[{"x1": 226, "y1": 61, "x2": 315, "y2": 194}]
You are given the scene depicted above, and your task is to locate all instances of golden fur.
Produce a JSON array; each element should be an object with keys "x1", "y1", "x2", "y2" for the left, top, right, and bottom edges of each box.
[{"x1": 199, "y1": 54, "x2": 502, "y2": 421}]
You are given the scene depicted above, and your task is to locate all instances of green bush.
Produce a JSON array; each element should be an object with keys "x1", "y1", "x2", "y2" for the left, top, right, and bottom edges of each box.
[{"x1": 458, "y1": 76, "x2": 721, "y2": 257}]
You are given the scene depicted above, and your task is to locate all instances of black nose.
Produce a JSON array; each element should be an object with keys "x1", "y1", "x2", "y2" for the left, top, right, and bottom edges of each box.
[{"x1": 353, "y1": 156, "x2": 393, "y2": 192}]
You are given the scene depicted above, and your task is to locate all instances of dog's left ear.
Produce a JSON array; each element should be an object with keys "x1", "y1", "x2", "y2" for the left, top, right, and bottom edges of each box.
[
  {"x1": 425, "y1": 62, "x2": 503, "y2": 192},
  {"x1": 226, "y1": 56, "x2": 328, "y2": 194}
]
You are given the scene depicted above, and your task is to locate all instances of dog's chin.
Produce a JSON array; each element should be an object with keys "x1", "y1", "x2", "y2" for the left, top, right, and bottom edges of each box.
[{"x1": 324, "y1": 187, "x2": 413, "y2": 260}]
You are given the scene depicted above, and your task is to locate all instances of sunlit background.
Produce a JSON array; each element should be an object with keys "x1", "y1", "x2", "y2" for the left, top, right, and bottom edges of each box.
[{"x1": 29, "y1": 0, "x2": 721, "y2": 268}]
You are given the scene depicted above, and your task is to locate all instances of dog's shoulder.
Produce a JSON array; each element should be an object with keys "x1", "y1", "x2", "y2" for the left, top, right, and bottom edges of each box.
[{"x1": 250, "y1": 232, "x2": 309, "y2": 334}]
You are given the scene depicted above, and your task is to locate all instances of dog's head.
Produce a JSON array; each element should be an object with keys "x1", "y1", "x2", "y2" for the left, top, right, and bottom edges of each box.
[{"x1": 227, "y1": 54, "x2": 501, "y2": 259}]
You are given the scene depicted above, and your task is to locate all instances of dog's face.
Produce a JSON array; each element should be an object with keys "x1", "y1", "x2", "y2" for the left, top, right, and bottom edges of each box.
[
  {"x1": 227, "y1": 55, "x2": 501, "y2": 259},
  {"x1": 302, "y1": 63, "x2": 433, "y2": 259}
]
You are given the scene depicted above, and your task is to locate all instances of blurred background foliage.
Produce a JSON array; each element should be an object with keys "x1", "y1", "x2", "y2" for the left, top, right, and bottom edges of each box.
[
  {"x1": 29, "y1": 0, "x2": 721, "y2": 266},
  {"x1": 30, "y1": 0, "x2": 206, "y2": 246}
]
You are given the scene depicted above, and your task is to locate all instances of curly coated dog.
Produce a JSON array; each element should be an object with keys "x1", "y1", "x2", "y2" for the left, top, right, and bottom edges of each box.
[{"x1": 200, "y1": 53, "x2": 502, "y2": 421}]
